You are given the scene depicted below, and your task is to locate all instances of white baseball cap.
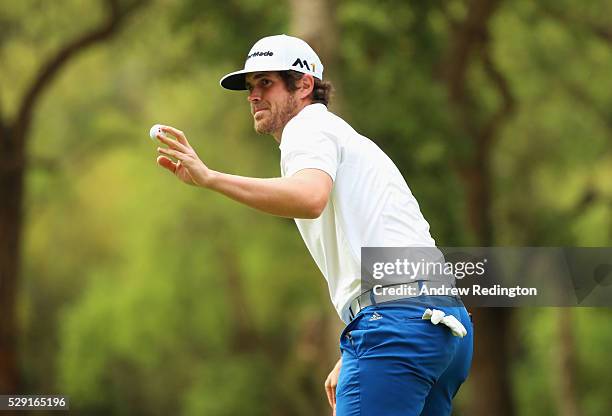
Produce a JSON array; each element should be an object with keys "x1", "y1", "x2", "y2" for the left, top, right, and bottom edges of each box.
[{"x1": 220, "y1": 34, "x2": 324, "y2": 91}]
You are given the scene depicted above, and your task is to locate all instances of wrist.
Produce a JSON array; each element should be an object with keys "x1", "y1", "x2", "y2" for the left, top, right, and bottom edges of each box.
[{"x1": 201, "y1": 169, "x2": 220, "y2": 189}]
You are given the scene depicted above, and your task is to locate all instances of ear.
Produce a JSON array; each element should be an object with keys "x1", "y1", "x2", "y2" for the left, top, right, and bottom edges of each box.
[{"x1": 299, "y1": 74, "x2": 315, "y2": 100}]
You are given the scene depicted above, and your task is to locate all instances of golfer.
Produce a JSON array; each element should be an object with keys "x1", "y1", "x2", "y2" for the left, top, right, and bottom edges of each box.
[{"x1": 154, "y1": 34, "x2": 473, "y2": 416}]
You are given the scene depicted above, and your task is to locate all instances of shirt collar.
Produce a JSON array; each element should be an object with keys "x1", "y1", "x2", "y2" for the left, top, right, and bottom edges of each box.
[
  {"x1": 278, "y1": 103, "x2": 327, "y2": 148},
  {"x1": 298, "y1": 103, "x2": 327, "y2": 115}
]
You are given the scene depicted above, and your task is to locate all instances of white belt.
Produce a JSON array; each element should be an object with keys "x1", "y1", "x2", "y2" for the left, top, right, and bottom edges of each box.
[{"x1": 347, "y1": 280, "x2": 459, "y2": 321}]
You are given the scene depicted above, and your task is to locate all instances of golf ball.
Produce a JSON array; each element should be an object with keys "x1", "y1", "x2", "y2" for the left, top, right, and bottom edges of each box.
[{"x1": 149, "y1": 124, "x2": 164, "y2": 140}]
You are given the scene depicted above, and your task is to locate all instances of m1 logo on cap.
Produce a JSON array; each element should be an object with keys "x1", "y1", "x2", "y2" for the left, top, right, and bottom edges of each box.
[
  {"x1": 247, "y1": 51, "x2": 274, "y2": 60},
  {"x1": 292, "y1": 58, "x2": 316, "y2": 73}
]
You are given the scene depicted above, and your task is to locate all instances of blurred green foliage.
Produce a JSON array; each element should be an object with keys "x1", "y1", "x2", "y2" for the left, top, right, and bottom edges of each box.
[{"x1": 1, "y1": 0, "x2": 610, "y2": 414}]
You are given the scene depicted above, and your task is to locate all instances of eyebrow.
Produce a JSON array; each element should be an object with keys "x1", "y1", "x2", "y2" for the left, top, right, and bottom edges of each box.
[{"x1": 245, "y1": 73, "x2": 271, "y2": 88}]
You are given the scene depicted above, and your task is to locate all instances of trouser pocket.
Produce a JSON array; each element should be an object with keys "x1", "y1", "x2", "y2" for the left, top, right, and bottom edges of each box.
[{"x1": 340, "y1": 313, "x2": 368, "y2": 355}]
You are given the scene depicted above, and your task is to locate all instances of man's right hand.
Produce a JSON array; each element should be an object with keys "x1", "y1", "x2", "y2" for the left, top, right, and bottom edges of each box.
[
  {"x1": 155, "y1": 125, "x2": 213, "y2": 187},
  {"x1": 325, "y1": 357, "x2": 342, "y2": 415}
]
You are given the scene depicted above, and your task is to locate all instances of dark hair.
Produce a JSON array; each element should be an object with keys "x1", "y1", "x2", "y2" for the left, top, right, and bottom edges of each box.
[{"x1": 278, "y1": 70, "x2": 333, "y2": 106}]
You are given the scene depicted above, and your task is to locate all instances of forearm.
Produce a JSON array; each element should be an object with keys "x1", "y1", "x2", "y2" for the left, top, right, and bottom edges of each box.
[
  {"x1": 153, "y1": 127, "x2": 331, "y2": 217},
  {"x1": 205, "y1": 170, "x2": 324, "y2": 219}
]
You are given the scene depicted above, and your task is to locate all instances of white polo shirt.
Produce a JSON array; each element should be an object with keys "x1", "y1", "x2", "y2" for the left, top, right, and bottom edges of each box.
[{"x1": 280, "y1": 104, "x2": 435, "y2": 323}]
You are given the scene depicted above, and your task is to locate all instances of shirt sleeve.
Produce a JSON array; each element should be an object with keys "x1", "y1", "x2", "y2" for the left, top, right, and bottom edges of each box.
[{"x1": 280, "y1": 118, "x2": 339, "y2": 181}]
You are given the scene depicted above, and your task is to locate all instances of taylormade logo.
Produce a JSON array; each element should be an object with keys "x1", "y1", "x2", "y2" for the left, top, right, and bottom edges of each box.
[{"x1": 247, "y1": 51, "x2": 274, "y2": 60}]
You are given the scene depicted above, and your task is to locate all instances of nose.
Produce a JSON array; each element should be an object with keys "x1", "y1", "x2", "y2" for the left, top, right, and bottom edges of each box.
[{"x1": 248, "y1": 87, "x2": 261, "y2": 103}]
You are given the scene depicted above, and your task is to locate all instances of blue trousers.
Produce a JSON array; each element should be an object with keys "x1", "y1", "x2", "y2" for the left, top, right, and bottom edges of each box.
[{"x1": 336, "y1": 297, "x2": 473, "y2": 416}]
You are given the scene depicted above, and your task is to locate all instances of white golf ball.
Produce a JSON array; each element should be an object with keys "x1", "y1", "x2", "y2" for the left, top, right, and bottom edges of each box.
[{"x1": 149, "y1": 124, "x2": 164, "y2": 140}]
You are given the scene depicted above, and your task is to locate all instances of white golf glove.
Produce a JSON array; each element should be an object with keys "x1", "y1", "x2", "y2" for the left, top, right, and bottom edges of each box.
[{"x1": 422, "y1": 308, "x2": 468, "y2": 338}]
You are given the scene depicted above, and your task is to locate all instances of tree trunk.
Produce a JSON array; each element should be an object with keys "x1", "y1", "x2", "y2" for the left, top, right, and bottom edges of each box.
[
  {"x1": 556, "y1": 308, "x2": 581, "y2": 416},
  {"x1": 0, "y1": 131, "x2": 25, "y2": 394},
  {"x1": 458, "y1": 137, "x2": 514, "y2": 416},
  {"x1": 469, "y1": 308, "x2": 514, "y2": 416},
  {"x1": 288, "y1": 1, "x2": 344, "y2": 413},
  {"x1": 289, "y1": 0, "x2": 342, "y2": 113},
  {"x1": 439, "y1": 0, "x2": 516, "y2": 414},
  {"x1": 289, "y1": 0, "x2": 339, "y2": 74},
  {"x1": 458, "y1": 138, "x2": 514, "y2": 416}
]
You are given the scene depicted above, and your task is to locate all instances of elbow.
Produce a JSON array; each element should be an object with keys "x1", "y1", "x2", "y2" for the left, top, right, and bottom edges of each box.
[{"x1": 302, "y1": 194, "x2": 328, "y2": 219}]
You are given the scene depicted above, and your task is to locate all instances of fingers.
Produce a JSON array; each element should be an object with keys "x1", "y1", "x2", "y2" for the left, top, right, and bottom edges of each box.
[
  {"x1": 325, "y1": 385, "x2": 333, "y2": 408},
  {"x1": 156, "y1": 155, "x2": 177, "y2": 173},
  {"x1": 332, "y1": 384, "x2": 336, "y2": 409},
  {"x1": 325, "y1": 359, "x2": 341, "y2": 411},
  {"x1": 156, "y1": 132, "x2": 191, "y2": 153},
  {"x1": 160, "y1": 125, "x2": 190, "y2": 147},
  {"x1": 324, "y1": 375, "x2": 335, "y2": 409},
  {"x1": 157, "y1": 146, "x2": 189, "y2": 163}
]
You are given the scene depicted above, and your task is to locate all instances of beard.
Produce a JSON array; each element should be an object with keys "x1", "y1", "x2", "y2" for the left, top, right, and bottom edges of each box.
[{"x1": 253, "y1": 94, "x2": 299, "y2": 136}]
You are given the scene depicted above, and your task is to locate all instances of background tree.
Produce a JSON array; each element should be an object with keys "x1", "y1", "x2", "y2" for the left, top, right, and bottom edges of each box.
[{"x1": 0, "y1": 0, "x2": 148, "y2": 395}]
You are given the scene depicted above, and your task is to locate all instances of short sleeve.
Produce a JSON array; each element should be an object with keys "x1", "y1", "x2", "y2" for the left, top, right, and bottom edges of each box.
[{"x1": 280, "y1": 118, "x2": 339, "y2": 181}]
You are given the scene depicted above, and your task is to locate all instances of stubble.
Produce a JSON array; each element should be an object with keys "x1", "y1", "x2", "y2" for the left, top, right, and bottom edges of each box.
[{"x1": 254, "y1": 94, "x2": 299, "y2": 136}]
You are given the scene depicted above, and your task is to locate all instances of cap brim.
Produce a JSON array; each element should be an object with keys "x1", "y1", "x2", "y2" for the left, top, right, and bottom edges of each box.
[
  {"x1": 219, "y1": 69, "x2": 250, "y2": 91},
  {"x1": 220, "y1": 66, "x2": 304, "y2": 91}
]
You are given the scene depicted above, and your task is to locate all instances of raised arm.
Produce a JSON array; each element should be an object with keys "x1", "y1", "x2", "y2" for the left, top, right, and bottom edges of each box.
[{"x1": 155, "y1": 125, "x2": 332, "y2": 219}]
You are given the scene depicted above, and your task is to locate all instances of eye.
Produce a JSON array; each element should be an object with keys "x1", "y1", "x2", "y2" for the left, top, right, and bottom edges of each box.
[{"x1": 260, "y1": 79, "x2": 271, "y2": 87}]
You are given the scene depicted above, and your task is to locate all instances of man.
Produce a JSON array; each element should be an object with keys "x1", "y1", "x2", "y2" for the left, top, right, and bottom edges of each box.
[{"x1": 154, "y1": 34, "x2": 473, "y2": 416}]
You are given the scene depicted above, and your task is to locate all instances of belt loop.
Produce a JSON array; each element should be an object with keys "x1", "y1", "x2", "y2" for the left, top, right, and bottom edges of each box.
[{"x1": 369, "y1": 290, "x2": 377, "y2": 306}]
